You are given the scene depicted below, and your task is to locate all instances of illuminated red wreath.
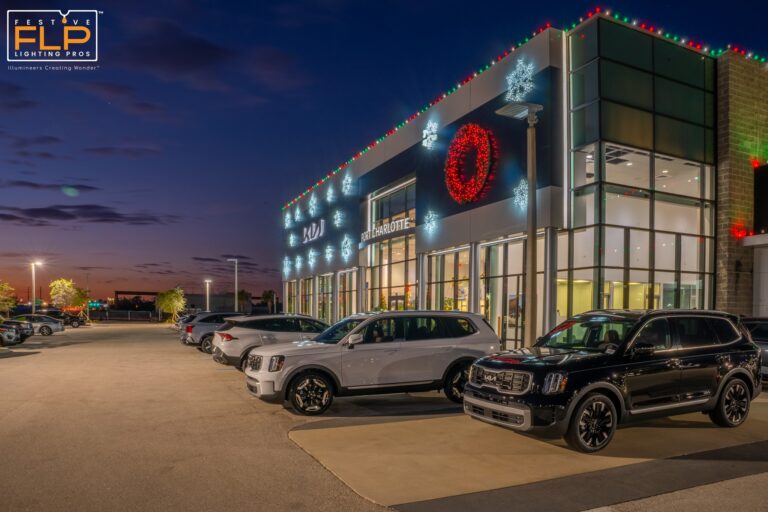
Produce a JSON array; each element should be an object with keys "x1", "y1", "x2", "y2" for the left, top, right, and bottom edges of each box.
[{"x1": 444, "y1": 123, "x2": 498, "y2": 204}]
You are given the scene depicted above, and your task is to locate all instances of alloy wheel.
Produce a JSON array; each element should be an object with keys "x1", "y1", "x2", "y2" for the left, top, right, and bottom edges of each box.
[
  {"x1": 578, "y1": 400, "x2": 614, "y2": 450},
  {"x1": 449, "y1": 366, "x2": 469, "y2": 401},
  {"x1": 294, "y1": 377, "x2": 330, "y2": 413},
  {"x1": 724, "y1": 381, "x2": 749, "y2": 424}
]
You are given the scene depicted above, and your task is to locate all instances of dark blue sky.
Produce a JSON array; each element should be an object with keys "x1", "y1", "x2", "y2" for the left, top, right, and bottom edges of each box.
[{"x1": 1, "y1": 0, "x2": 766, "y2": 299}]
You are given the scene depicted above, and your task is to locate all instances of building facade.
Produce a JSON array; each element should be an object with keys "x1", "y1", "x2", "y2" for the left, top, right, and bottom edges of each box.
[{"x1": 280, "y1": 11, "x2": 768, "y2": 346}]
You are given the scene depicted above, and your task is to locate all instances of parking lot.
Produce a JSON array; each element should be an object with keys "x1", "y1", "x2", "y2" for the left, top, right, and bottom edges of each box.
[{"x1": 1, "y1": 324, "x2": 767, "y2": 512}]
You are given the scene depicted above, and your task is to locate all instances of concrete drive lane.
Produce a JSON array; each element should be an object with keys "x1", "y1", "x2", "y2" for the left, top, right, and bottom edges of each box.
[{"x1": 0, "y1": 324, "x2": 382, "y2": 512}]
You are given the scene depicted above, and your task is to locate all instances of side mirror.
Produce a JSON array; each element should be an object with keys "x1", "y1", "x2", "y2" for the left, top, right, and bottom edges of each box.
[
  {"x1": 633, "y1": 341, "x2": 655, "y2": 356},
  {"x1": 347, "y1": 333, "x2": 363, "y2": 347}
]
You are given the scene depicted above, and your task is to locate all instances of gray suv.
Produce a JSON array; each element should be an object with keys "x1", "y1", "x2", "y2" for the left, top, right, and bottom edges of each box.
[{"x1": 181, "y1": 312, "x2": 243, "y2": 354}]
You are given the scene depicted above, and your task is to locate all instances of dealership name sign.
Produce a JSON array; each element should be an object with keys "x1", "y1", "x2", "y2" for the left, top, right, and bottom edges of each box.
[{"x1": 361, "y1": 218, "x2": 413, "y2": 242}]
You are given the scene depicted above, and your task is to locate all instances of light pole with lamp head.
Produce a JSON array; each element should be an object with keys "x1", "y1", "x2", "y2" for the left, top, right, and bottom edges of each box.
[
  {"x1": 227, "y1": 258, "x2": 239, "y2": 312},
  {"x1": 30, "y1": 261, "x2": 42, "y2": 313},
  {"x1": 496, "y1": 101, "x2": 543, "y2": 347},
  {"x1": 204, "y1": 279, "x2": 212, "y2": 312}
]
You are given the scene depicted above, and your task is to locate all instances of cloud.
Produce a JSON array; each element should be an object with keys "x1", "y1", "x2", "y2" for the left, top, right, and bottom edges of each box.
[
  {"x1": 0, "y1": 81, "x2": 37, "y2": 110},
  {"x1": 74, "y1": 266, "x2": 111, "y2": 271},
  {"x1": 113, "y1": 20, "x2": 232, "y2": 91},
  {"x1": 82, "y1": 146, "x2": 160, "y2": 158},
  {"x1": 220, "y1": 254, "x2": 251, "y2": 260},
  {"x1": 0, "y1": 130, "x2": 63, "y2": 148},
  {"x1": 192, "y1": 257, "x2": 220, "y2": 263},
  {"x1": 16, "y1": 150, "x2": 70, "y2": 160},
  {"x1": 0, "y1": 204, "x2": 178, "y2": 227},
  {"x1": 0, "y1": 251, "x2": 59, "y2": 259},
  {"x1": 2, "y1": 180, "x2": 100, "y2": 193},
  {"x1": 243, "y1": 47, "x2": 308, "y2": 91},
  {"x1": 76, "y1": 81, "x2": 168, "y2": 119}
]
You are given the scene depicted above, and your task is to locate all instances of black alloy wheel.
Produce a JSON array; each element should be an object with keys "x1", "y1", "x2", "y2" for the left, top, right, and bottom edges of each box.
[
  {"x1": 39, "y1": 325, "x2": 53, "y2": 336},
  {"x1": 200, "y1": 335, "x2": 213, "y2": 354},
  {"x1": 444, "y1": 363, "x2": 470, "y2": 403},
  {"x1": 71, "y1": 320, "x2": 80, "y2": 328},
  {"x1": 710, "y1": 378, "x2": 751, "y2": 427},
  {"x1": 289, "y1": 372, "x2": 333, "y2": 416},
  {"x1": 565, "y1": 393, "x2": 617, "y2": 453}
]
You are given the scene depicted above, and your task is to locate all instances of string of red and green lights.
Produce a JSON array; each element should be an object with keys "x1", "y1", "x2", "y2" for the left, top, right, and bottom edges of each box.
[{"x1": 281, "y1": 6, "x2": 767, "y2": 211}]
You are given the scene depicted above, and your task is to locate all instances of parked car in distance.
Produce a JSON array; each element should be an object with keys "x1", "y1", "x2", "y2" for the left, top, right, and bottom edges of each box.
[
  {"x1": 244, "y1": 311, "x2": 501, "y2": 415},
  {"x1": 175, "y1": 313, "x2": 197, "y2": 331},
  {"x1": 0, "y1": 318, "x2": 34, "y2": 343},
  {"x1": 213, "y1": 315, "x2": 329, "y2": 371},
  {"x1": 741, "y1": 318, "x2": 768, "y2": 384},
  {"x1": 464, "y1": 310, "x2": 761, "y2": 453},
  {"x1": 181, "y1": 311, "x2": 243, "y2": 354},
  {"x1": 12, "y1": 314, "x2": 65, "y2": 336},
  {"x1": 36, "y1": 309, "x2": 84, "y2": 328},
  {"x1": 0, "y1": 325, "x2": 19, "y2": 346}
]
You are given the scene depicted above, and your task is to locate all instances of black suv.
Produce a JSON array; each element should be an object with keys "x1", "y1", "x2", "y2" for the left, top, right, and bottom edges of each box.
[
  {"x1": 741, "y1": 318, "x2": 768, "y2": 383},
  {"x1": 464, "y1": 310, "x2": 762, "y2": 453}
]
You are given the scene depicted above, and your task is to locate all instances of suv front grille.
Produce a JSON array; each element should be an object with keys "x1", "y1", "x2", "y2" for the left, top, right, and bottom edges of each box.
[
  {"x1": 247, "y1": 354, "x2": 262, "y2": 371},
  {"x1": 471, "y1": 366, "x2": 532, "y2": 395}
]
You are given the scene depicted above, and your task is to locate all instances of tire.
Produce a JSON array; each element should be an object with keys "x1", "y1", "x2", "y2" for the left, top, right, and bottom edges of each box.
[
  {"x1": 709, "y1": 378, "x2": 751, "y2": 427},
  {"x1": 443, "y1": 362, "x2": 470, "y2": 403},
  {"x1": 564, "y1": 393, "x2": 617, "y2": 453},
  {"x1": 200, "y1": 335, "x2": 213, "y2": 354},
  {"x1": 71, "y1": 321, "x2": 80, "y2": 328},
  {"x1": 39, "y1": 326, "x2": 53, "y2": 336},
  {"x1": 288, "y1": 372, "x2": 334, "y2": 416}
]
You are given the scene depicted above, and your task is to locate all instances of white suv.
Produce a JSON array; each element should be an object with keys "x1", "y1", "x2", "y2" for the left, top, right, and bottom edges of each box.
[
  {"x1": 212, "y1": 314, "x2": 328, "y2": 370},
  {"x1": 244, "y1": 311, "x2": 500, "y2": 415}
]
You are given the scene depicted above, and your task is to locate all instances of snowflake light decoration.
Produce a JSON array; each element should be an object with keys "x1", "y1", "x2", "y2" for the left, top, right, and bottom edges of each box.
[
  {"x1": 342, "y1": 174, "x2": 353, "y2": 195},
  {"x1": 295, "y1": 254, "x2": 303, "y2": 271},
  {"x1": 288, "y1": 233, "x2": 298, "y2": 247},
  {"x1": 282, "y1": 256, "x2": 292, "y2": 277},
  {"x1": 284, "y1": 211, "x2": 292, "y2": 229},
  {"x1": 424, "y1": 210, "x2": 439, "y2": 234},
  {"x1": 512, "y1": 178, "x2": 528, "y2": 210},
  {"x1": 326, "y1": 185, "x2": 335, "y2": 203},
  {"x1": 422, "y1": 120, "x2": 438, "y2": 150},
  {"x1": 333, "y1": 210, "x2": 344, "y2": 228},
  {"x1": 307, "y1": 248, "x2": 317, "y2": 269},
  {"x1": 294, "y1": 206, "x2": 302, "y2": 223},
  {"x1": 325, "y1": 245, "x2": 334, "y2": 263},
  {"x1": 308, "y1": 193, "x2": 319, "y2": 217},
  {"x1": 505, "y1": 59, "x2": 535, "y2": 102},
  {"x1": 341, "y1": 235, "x2": 353, "y2": 263}
]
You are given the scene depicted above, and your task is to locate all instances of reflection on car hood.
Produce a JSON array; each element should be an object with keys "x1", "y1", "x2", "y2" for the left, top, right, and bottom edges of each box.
[
  {"x1": 249, "y1": 339, "x2": 339, "y2": 357},
  {"x1": 477, "y1": 346, "x2": 609, "y2": 369}
]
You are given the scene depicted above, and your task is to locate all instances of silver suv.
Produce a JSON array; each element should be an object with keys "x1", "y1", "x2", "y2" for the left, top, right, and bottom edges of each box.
[
  {"x1": 244, "y1": 311, "x2": 500, "y2": 415},
  {"x1": 181, "y1": 311, "x2": 243, "y2": 353}
]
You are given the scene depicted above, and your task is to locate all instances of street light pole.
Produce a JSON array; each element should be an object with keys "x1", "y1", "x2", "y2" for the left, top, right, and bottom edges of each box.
[
  {"x1": 227, "y1": 258, "x2": 239, "y2": 312},
  {"x1": 495, "y1": 102, "x2": 543, "y2": 346},
  {"x1": 30, "y1": 261, "x2": 42, "y2": 313},
  {"x1": 204, "y1": 279, "x2": 212, "y2": 312}
]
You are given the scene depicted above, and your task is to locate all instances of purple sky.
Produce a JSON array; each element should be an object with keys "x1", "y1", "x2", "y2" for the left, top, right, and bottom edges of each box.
[{"x1": 2, "y1": 0, "x2": 766, "y2": 300}]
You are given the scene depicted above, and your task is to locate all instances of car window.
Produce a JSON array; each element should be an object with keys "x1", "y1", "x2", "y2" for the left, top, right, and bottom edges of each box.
[
  {"x1": 443, "y1": 317, "x2": 477, "y2": 338},
  {"x1": 315, "y1": 318, "x2": 365, "y2": 343},
  {"x1": 670, "y1": 317, "x2": 719, "y2": 348},
  {"x1": 537, "y1": 315, "x2": 635, "y2": 351},
  {"x1": 299, "y1": 319, "x2": 326, "y2": 333},
  {"x1": 404, "y1": 317, "x2": 445, "y2": 341},
  {"x1": 744, "y1": 322, "x2": 768, "y2": 341},
  {"x1": 707, "y1": 318, "x2": 739, "y2": 344},
  {"x1": 633, "y1": 318, "x2": 672, "y2": 351},
  {"x1": 363, "y1": 318, "x2": 404, "y2": 343}
]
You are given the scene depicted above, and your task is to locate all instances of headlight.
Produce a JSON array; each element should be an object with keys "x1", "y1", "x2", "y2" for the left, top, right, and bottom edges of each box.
[
  {"x1": 542, "y1": 372, "x2": 568, "y2": 394},
  {"x1": 268, "y1": 355, "x2": 285, "y2": 372}
]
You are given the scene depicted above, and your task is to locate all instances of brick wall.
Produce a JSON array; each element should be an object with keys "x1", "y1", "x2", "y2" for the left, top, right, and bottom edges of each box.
[{"x1": 716, "y1": 53, "x2": 768, "y2": 314}]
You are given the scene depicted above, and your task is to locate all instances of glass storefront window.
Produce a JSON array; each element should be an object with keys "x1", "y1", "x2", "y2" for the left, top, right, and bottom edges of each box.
[
  {"x1": 653, "y1": 271, "x2": 677, "y2": 309},
  {"x1": 338, "y1": 271, "x2": 357, "y2": 319},
  {"x1": 628, "y1": 270, "x2": 650, "y2": 309},
  {"x1": 600, "y1": 60, "x2": 653, "y2": 110},
  {"x1": 573, "y1": 227, "x2": 595, "y2": 268},
  {"x1": 572, "y1": 268, "x2": 596, "y2": 314},
  {"x1": 653, "y1": 154, "x2": 705, "y2": 198},
  {"x1": 602, "y1": 268, "x2": 625, "y2": 309},
  {"x1": 367, "y1": 234, "x2": 416, "y2": 311},
  {"x1": 602, "y1": 101, "x2": 653, "y2": 150},
  {"x1": 680, "y1": 273, "x2": 704, "y2": 309},
  {"x1": 571, "y1": 60, "x2": 598, "y2": 109},
  {"x1": 573, "y1": 185, "x2": 597, "y2": 227},
  {"x1": 655, "y1": 233, "x2": 676, "y2": 271},
  {"x1": 654, "y1": 194, "x2": 704, "y2": 235},
  {"x1": 427, "y1": 248, "x2": 470, "y2": 312},
  {"x1": 318, "y1": 275, "x2": 333, "y2": 324},
  {"x1": 599, "y1": 18, "x2": 652, "y2": 71},
  {"x1": 604, "y1": 143, "x2": 650, "y2": 189},
  {"x1": 371, "y1": 181, "x2": 416, "y2": 228},
  {"x1": 300, "y1": 277, "x2": 314, "y2": 315},
  {"x1": 629, "y1": 230, "x2": 650, "y2": 268},
  {"x1": 573, "y1": 144, "x2": 597, "y2": 189},
  {"x1": 680, "y1": 235, "x2": 705, "y2": 273},
  {"x1": 286, "y1": 281, "x2": 297, "y2": 314},
  {"x1": 571, "y1": 103, "x2": 599, "y2": 149},
  {"x1": 603, "y1": 227, "x2": 624, "y2": 267},
  {"x1": 603, "y1": 185, "x2": 650, "y2": 228}
]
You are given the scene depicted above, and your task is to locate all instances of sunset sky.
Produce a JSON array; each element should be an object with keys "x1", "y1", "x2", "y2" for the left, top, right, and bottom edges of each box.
[{"x1": 2, "y1": 0, "x2": 766, "y2": 301}]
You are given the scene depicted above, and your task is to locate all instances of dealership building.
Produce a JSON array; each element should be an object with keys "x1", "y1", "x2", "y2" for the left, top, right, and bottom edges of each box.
[{"x1": 279, "y1": 9, "x2": 768, "y2": 347}]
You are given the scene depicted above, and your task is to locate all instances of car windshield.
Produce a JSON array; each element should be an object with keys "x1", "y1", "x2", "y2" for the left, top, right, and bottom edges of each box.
[
  {"x1": 314, "y1": 318, "x2": 366, "y2": 344},
  {"x1": 536, "y1": 315, "x2": 637, "y2": 351}
]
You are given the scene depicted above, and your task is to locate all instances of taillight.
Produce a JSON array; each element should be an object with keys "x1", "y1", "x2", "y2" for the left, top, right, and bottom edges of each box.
[
  {"x1": 185, "y1": 325, "x2": 193, "y2": 333},
  {"x1": 219, "y1": 333, "x2": 236, "y2": 342}
]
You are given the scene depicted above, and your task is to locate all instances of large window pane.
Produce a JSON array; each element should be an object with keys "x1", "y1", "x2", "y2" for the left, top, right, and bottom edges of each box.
[
  {"x1": 654, "y1": 271, "x2": 677, "y2": 309},
  {"x1": 604, "y1": 143, "x2": 650, "y2": 188},
  {"x1": 655, "y1": 233, "x2": 676, "y2": 271},
  {"x1": 572, "y1": 103, "x2": 599, "y2": 149},
  {"x1": 602, "y1": 101, "x2": 653, "y2": 150},
  {"x1": 600, "y1": 60, "x2": 653, "y2": 110},
  {"x1": 556, "y1": 272, "x2": 569, "y2": 324},
  {"x1": 571, "y1": 60, "x2": 598, "y2": 108},
  {"x1": 629, "y1": 230, "x2": 649, "y2": 268},
  {"x1": 654, "y1": 154, "x2": 703, "y2": 198},
  {"x1": 599, "y1": 18, "x2": 652, "y2": 70},
  {"x1": 655, "y1": 77, "x2": 705, "y2": 126},
  {"x1": 570, "y1": 21, "x2": 598, "y2": 69},
  {"x1": 604, "y1": 185, "x2": 650, "y2": 228},
  {"x1": 654, "y1": 38, "x2": 705, "y2": 89},
  {"x1": 654, "y1": 194, "x2": 702, "y2": 234},
  {"x1": 628, "y1": 270, "x2": 650, "y2": 309},
  {"x1": 655, "y1": 115, "x2": 705, "y2": 162},
  {"x1": 508, "y1": 241, "x2": 523, "y2": 275},
  {"x1": 573, "y1": 144, "x2": 597, "y2": 188},
  {"x1": 574, "y1": 184, "x2": 597, "y2": 227},
  {"x1": 572, "y1": 268, "x2": 596, "y2": 314},
  {"x1": 573, "y1": 227, "x2": 595, "y2": 267},
  {"x1": 680, "y1": 235, "x2": 705, "y2": 273},
  {"x1": 603, "y1": 227, "x2": 624, "y2": 267},
  {"x1": 557, "y1": 232, "x2": 569, "y2": 270},
  {"x1": 602, "y1": 268, "x2": 625, "y2": 309},
  {"x1": 680, "y1": 273, "x2": 704, "y2": 309}
]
